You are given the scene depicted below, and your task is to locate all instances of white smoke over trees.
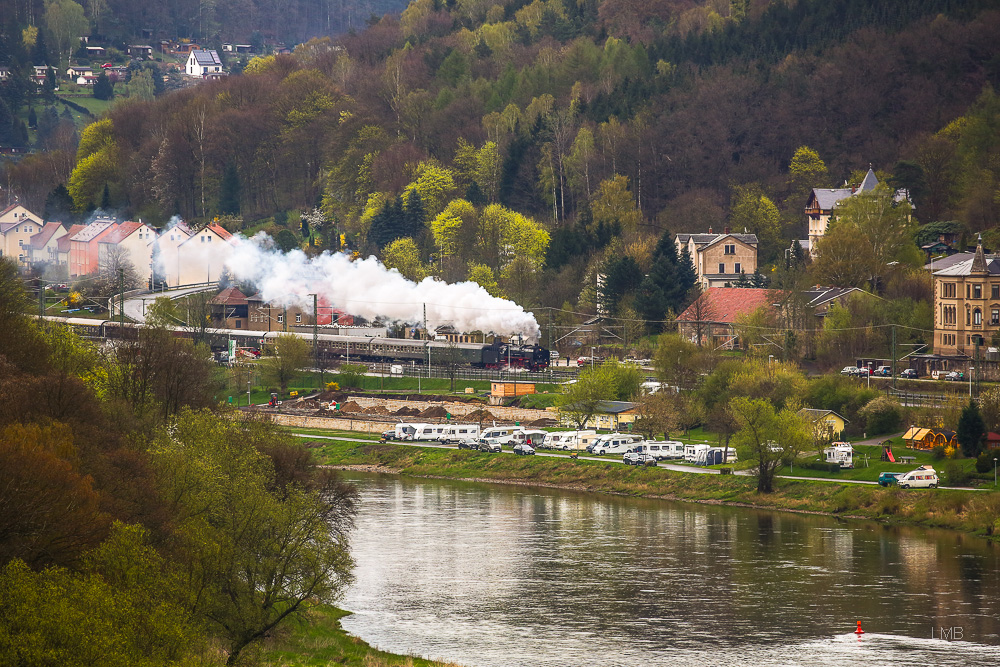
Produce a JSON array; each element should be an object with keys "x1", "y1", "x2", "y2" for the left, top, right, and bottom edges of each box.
[{"x1": 224, "y1": 233, "x2": 541, "y2": 341}]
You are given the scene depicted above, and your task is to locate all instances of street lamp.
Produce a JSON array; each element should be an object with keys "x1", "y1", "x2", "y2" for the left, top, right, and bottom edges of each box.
[
  {"x1": 247, "y1": 368, "x2": 252, "y2": 407},
  {"x1": 591, "y1": 346, "x2": 596, "y2": 369},
  {"x1": 994, "y1": 457, "x2": 997, "y2": 488},
  {"x1": 970, "y1": 367, "x2": 975, "y2": 397}
]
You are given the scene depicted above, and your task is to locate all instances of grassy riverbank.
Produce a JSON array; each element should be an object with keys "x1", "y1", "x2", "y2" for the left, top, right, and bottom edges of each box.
[
  {"x1": 307, "y1": 440, "x2": 1000, "y2": 538},
  {"x1": 261, "y1": 606, "x2": 457, "y2": 667}
]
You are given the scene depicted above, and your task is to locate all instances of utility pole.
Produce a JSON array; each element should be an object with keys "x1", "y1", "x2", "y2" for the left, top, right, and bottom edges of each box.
[
  {"x1": 38, "y1": 280, "x2": 44, "y2": 319},
  {"x1": 891, "y1": 324, "x2": 897, "y2": 391},
  {"x1": 311, "y1": 293, "x2": 320, "y2": 385},
  {"x1": 118, "y1": 268, "x2": 125, "y2": 327}
]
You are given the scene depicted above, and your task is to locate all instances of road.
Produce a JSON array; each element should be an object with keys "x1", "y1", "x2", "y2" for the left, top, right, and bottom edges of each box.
[
  {"x1": 289, "y1": 432, "x2": 998, "y2": 487},
  {"x1": 122, "y1": 285, "x2": 217, "y2": 323}
]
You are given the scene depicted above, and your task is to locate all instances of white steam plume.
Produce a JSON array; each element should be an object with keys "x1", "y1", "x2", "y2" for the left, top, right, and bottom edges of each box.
[{"x1": 225, "y1": 233, "x2": 541, "y2": 342}]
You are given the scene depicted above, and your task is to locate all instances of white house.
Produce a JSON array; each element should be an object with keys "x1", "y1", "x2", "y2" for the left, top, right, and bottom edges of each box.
[
  {"x1": 175, "y1": 223, "x2": 234, "y2": 285},
  {"x1": 98, "y1": 220, "x2": 158, "y2": 285},
  {"x1": 0, "y1": 204, "x2": 46, "y2": 266},
  {"x1": 185, "y1": 50, "x2": 224, "y2": 78},
  {"x1": 28, "y1": 222, "x2": 69, "y2": 266},
  {"x1": 66, "y1": 65, "x2": 93, "y2": 78},
  {"x1": 152, "y1": 222, "x2": 193, "y2": 287}
]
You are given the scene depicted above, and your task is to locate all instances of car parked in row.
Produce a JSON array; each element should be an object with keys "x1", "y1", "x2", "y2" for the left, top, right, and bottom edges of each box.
[
  {"x1": 878, "y1": 472, "x2": 902, "y2": 487},
  {"x1": 513, "y1": 443, "x2": 535, "y2": 456},
  {"x1": 874, "y1": 366, "x2": 892, "y2": 376},
  {"x1": 841, "y1": 366, "x2": 858, "y2": 376},
  {"x1": 623, "y1": 452, "x2": 657, "y2": 466},
  {"x1": 944, "y1": 371, "x2": 965, "y2": 381},
  {"x1": 900, "y1": 368, "x2": 920, "y2": 379}
]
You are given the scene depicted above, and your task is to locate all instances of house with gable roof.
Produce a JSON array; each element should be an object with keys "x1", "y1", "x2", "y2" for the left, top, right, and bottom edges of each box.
[
  {"x1": 152, "y1": 221, "x2": 193, "y2": 287},
  {"x1": 675, "y1": 228, "x2": 759, "y2": 289},
  {"x1": 69, "y1": 219, "x2": 118, "y2": 277},
  {"x1": 0, "y1": 204, "x2": 46, "y2": 266},
  {"x1": 28, "y1": 222, "x2": 69, "y2": 267},
  {"x1": 98, "y1": 220, "x2": 158, "y2": 284},
  {"x1": 185, "y1": 50, "x2": 225, "y2": 78},
  {"x1": 175, "y1": 222, "x2": 235, "y2": 285},
  {"x1": 676, "y1": 287, "x2": 777, "y2": 349}
]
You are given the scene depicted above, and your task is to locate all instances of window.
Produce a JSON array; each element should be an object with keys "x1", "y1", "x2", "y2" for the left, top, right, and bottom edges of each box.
[
  {"x1": 295, "y1": 314, "x2": 302, "y2": 323},
  {"x1": 974, "y1": 284, "x2": 982, "y2": 299},
  {"x1": 277, "y1": 314, "x2": 283, "y2": 323},
  {"x1": 967, "y1": 284, "x2": 971, "y2": 298},
  {"x1": 734, "y1": 263, "x2": 742, "y2": 274},
  {"x1": 993, "y1": 285, "x2": 999, "y2": 299},
  {"x1": 943, "y1": 283, "x2": 956, "y2": 298},
  {"x1": 235, "y1": 320, "x2": 242, "y2": 329},
  {"x1": 207, "y1": 236, "x2": 211, "y2": 242},
  {"x1": 974, "y1": 308, "x2": 982, "y2": 326},
  {"x1": 992, "y1": 309, "x2": 999, "y2": 325},
  {"x1": 724, "y1": 244, "x2": 735, "y2": 254},
  {"x1": 719, "y1": 263, "x2": 725, "y2": 274}
]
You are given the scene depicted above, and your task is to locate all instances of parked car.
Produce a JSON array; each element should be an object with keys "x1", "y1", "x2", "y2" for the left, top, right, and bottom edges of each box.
[
  {"x1": 900, "y1": 368, "x2": 920, "y2": 379},
  {"x1": 841, "y1": 366, "x2": 859, "y2": 375},
  {"x1": 623, "y1": 452, "x2": 657, "y2": 466},
  {"x1": 853, "y1": 366, "x2": 872, "y2": 376},
  {"x1": 944, "y1": 371, "x2": 965, "y2": 381},
  {"x1": 379, "y1": 429, "x2": 395, "y2": 442},
  {"x1": 513, "y1": 443, "x2": 535, "y2": 456},
  {"x1": 457, "y1": 438, "x2": 479, "y2": 450},
  {"x1": 875, "y1": 366, "x2": 892, "y2": 376},
  {"x1": 898, "y1": 466, "x2": 938, "y2": 489},
  {"x1": 878, "y1": 472, "x2": 903, "y2": 487},
  {"x1": 477, "y1": 438, "x2": 502, "y2": 453}
]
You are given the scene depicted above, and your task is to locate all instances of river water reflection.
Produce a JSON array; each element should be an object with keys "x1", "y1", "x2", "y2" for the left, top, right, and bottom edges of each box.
[{"x1": 339, "y1": 473, "x2": 1000, "y2": 666}]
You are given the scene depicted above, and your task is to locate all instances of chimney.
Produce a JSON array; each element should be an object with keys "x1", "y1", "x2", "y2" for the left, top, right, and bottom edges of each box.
[
  {"x1": 724, "y1": 226, "x2": 730, "y2": 234},
  {"x1": 708, "y1": 226, "x2": 713, "y2": 234}
]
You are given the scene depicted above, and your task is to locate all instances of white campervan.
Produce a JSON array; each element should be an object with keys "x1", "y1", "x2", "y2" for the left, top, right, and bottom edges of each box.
[
  {"x1": 824, "y1": 442, "x2": 854, "y2": 469},
  {"x1": 413, "y1": 424, "x2": 448, "y2": 442},
  {"x1": 637, "y1": 441, "x2": 685, "y2": 460},
  {"x1": 543, "y1": 430, "x2": 596, "y2": 451},
  {"x1": 441, "y1": 423, "x2": 480, "y2": 444},
  {"x1": 480, "y1": 426, "x2": 525, "y2": 446},
  {"x1": 590, "y1": 434, "x2": 643, "y2": 455},
  {"x1": 898, "y1": 465, "x2": 939, "y2": 489}
]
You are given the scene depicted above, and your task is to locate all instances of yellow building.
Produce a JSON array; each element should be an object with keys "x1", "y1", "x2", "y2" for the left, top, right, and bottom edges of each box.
[
  {"x1": 798, "y1": 408, "x2": 848, "y2": 439},
  {"x1": 559, "y1": 400, "x2": 637, "y2": 431},
  {"x1": 933, "y1": 237, "x2": 998, "y2": 356}
]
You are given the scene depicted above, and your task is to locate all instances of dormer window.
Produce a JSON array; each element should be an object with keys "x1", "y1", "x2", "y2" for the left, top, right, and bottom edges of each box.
[{"x1": 724, "y1": 244, "x2": 735, "y2": 254}]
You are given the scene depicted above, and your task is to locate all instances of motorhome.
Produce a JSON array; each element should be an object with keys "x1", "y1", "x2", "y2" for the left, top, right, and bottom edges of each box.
[
  {"x1": 590, "y1": 434, "x2": 643, "y2": 455},
  {"x1": 413, "y1": 424, "x2": 449, "y2": 441},
  {"x1": 823, "y1": 442, "x2": 854, "y2": 469},
  {"x1": 480, "y1": 425, "x2": 525, "y2": 446},
  {"x1": 683, "y1": 444, "x2": 710, "y2": 463},
  {"x1": 636, "y1": 441, "x2": 685, "y2": 460},
  {"x1": 542, "y1": 430, "x2": 596, "y2": 451},
  {"x1": 441, "y1": 424, "x2": 480, "y2": 444},
  {"x1": 897, "y1": 465, "x2": 939, "y2": 489}
]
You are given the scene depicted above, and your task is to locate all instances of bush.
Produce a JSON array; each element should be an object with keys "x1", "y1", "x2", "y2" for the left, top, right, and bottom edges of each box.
[
  {"x1": 858, "y1": 395, "x2": 903, "y2": 436},
  {"x1": 943, "y1": 461, "x2": 971, "y2": 487},
  {"x1": 325, "y1": 381, "x2": 340, "y2": 392},
  {"x1": 876, "y1": 490, "x2": 902, "y2": 515},
  {"x1": 932, "y1": 445, "x2": 946, "y2": 460},
  {"x1": 338, "y1": 364, "x2": 368, "y2": 389},
  {"x1": 976, "y1": 451, "x2": 998, "y2": 474}
]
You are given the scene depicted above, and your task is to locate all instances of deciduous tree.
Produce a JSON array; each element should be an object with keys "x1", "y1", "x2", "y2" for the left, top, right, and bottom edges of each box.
[{"x1": 730, "y1": 396, "x2": 810, "y2": 493}]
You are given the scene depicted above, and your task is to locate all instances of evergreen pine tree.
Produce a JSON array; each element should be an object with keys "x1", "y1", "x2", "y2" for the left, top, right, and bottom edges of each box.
[
  {"x1": 465, "y1": 181, "x2": 486, "y2": 206},
  {"x1": 44, "y1": 68, "x2": 56, "y2": 103},
  {"x1": 27, "y1": 107, "x2": 36, "y2": 128},
  {"x1": 404, "y1": 189, "x2": 425, "y2": 237},
  {"x1": 957, "y1": 399, "x2": 986, "y2": 458},
  {"x1": 100, "y1": 184, "x2": 111, "y2": 210},
  {"x1": 218, "y1": 162, "x2": 241, "y2": 214},
  {"x1": 44, "y1": 184, "x2": 74, "y2": 222},
  {"x1": 32, "y1": 31, "x2": 49, "y2": 65},
  {"x1": 635, "y1": 229, "x2": 697, "y2": 331},
  {"x1": 93, "y1": 71, "x2": 114, "y2": 100}
]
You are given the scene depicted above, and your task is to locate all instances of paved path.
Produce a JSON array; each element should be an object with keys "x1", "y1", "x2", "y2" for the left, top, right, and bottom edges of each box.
[{"x1": 123, "y1": 285, "x2": 216, "y2": 323}]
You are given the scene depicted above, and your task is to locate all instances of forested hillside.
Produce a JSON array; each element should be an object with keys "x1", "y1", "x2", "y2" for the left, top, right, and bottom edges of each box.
[{"x1": 4, "y1": 0, "x2": 1000, "y2": 319}]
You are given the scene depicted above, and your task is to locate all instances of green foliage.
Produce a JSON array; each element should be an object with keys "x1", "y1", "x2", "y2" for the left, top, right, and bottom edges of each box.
[
  {"x1": 653, "y1": 333, "x2": 712, "y2": 390},
  {"x1": 858, "y1": 395, "x2": 903, "y2": 436},
  {"x1": 260, "y1": 334, "x2": 311, "y2": 393},
  {"x1": 338, "y1": 364, "x2": 369, "y2": 389},
  {"x1": 635, "y1": 229, "x2": 696, "y2": 330},
  {"x1": 92, "y1": 70, "x2": 113, "y2": 100},
  {"x1": 598, "y1": 255, "x2": 643, "y2": 315},
  {"x1": 803, "y1": 374, "x2": 880, "y2": 427},
  {"x1": 218, "y1": 161, "x2": 241, "y2": 215},
  {"x1": 557, "y1": 358, "x2": 643, "y2": 429},
  {"x1": 730, "y1": 396, "x2": 811, "y2": 493},
  {"x1": 275, "y1": 228, "x2": 300, "y2": 253}
]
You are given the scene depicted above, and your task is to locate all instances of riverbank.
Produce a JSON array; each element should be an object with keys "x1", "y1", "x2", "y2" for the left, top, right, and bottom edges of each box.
[
  {"x1": 262, "y1": 605, "x2": 458, "y2": 667},
  {"x1": 311, "y1": 441, "x2": 1000, "y2": 538}
]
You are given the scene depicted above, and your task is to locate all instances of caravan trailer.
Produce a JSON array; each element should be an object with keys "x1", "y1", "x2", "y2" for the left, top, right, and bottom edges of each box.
[
  {"x1": 393, "y1": 423, "x2": 423, "y2": 441},
  {"x1": 590, "y1": 433, "x2": 643, "y2": 455},
  {"x1": 542, "y1": 430, "x2": 597, "y2": 451},
  {"x1": 441, "y1": 424, "x2": 480, "y2": 444},
  {"x1": 479, "y1": 425, "x2": 525, "y2": 446},
  {"x1": 636, "y1": 441, "x2": 685, "y2": 460},
  {"x1": 683, "y1": 444, "x2": 710, "y2": 463},
  {"x1": 413, "y1": 424, "x2": 449, "y2": 442}
]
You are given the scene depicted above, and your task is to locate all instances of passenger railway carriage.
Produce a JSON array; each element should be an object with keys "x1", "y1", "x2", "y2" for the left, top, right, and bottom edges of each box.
[{"x1": 45, "y1": 317, "x2": 551, "y2": 371}]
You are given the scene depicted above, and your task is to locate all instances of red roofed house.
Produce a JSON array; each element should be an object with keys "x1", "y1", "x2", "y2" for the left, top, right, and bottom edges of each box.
[
  {"x1": 175, "y1": 223, "x2": 235, "y2": 285},
  {"x1": 677, "y1": 287, "x2": 777, "y2": 349},
  {"x1": 69, "y1": 220, "x2": 117, "y2": 277},
  {"x1": 28, "y1": 222, "x2": 69, "y2": 266},
  {"x1": 56, "y1": 224, "x2": 86, "y2": 267},
  {"x1": 209, "y1": 286, "x2": 249, "y2": 329},
  {"x1": 98, "y1": 220, "x2": 157, "y2": 285}
]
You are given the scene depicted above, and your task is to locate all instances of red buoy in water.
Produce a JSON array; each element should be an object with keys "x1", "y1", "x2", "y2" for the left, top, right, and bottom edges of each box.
[{"x1": 855, "y1": 621, "x2": 865, "y2": 635}]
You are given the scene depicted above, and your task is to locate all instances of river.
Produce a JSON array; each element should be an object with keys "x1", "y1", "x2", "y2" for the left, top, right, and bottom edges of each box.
[{"x1": 338, "y1": 473, "x2": 1000, "y2": 666}]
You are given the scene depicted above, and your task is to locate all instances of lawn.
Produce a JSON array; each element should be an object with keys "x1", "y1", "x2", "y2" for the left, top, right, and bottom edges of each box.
[{"x1": 778, "y1": 442, "x2": 975, "y2": 483}]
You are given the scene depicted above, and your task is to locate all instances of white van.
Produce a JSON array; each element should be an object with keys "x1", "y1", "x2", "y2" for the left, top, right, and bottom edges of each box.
[
  {"x1": 543, "y1": 430, "x2": 596, "y2": 451},
  {"x1": 441, "y1": 423, "x2": 480, "y2": 444},
  {"x1": 393, "y1": 423, "x2": 422, "y2": 441},
  {"x1": 413, "y1": 424, "x2": 448, "y2": 441},
  {"x1": 590, "y1": 434, "x2": 643, "y2": 455},
  {"x1": 480, "y1": 426, "x2": 525, "y2": 446},
  {"x1": 898, "y1": 466, "x2": 939, "y2": 489},
  {"x1": 637, "y1": 441, "x2": 685, "y2": 460},
  {"x1": 683, "y1": 444, "x2": 710, "y2": 463}
]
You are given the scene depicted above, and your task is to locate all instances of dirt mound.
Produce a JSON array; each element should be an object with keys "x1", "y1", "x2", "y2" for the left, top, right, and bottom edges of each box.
[
  {"x1": 419, "y1": 405, "x2": 449, "y2": 418},
  {"x1": 315, "y1": 390, "x2": 348, "y2": 403},
  {"x1": 464, "y1": 408, "x2": 496, "y2": 422},
  {"x1": 362, "y1": 405, "x2": 391, "y2": 415},
  {"x1": 394, "y1": 406, "x2": 421, "y2": 416},
  {"x1": 338, "y1": 400, "x2": 363, "y2": 412},
  {"x1": 529, "y1": 418, "x2": 558, "y2": 428}
]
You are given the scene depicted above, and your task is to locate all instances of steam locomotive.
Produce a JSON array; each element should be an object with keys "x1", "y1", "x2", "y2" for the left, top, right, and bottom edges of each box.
[{"x1": 47, "y1": 317, "x2": 551, "y2": 371}]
